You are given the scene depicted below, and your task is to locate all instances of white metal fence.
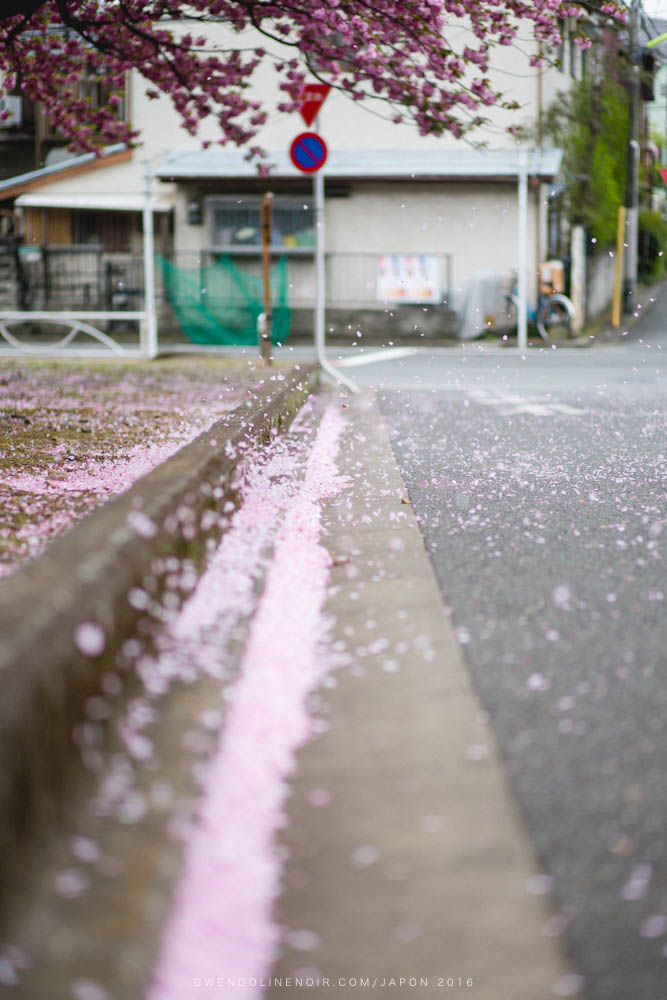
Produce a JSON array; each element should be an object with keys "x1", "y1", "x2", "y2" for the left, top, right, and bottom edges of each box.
[{"x1": 0, "y1": 248, "x2": 454, "y2": 355}]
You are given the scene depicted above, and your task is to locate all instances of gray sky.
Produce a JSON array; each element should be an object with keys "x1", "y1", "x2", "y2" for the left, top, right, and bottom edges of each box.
[{"x1": 644, "y1": 0, "x2": 667, "y2": 18}]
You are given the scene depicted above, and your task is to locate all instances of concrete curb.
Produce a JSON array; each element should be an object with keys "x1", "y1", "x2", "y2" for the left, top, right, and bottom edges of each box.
[
  {"x1": 0, "y1": 364, "x2": 318, "y2": 888},
  {"x1": 270, "y1": 392, "x2": 577, "y2": 998}
]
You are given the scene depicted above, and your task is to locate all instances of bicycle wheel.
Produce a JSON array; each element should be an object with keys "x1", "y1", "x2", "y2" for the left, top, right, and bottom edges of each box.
[{"x1": 536, "y1": 294, "x2": 573, "y2": 343}]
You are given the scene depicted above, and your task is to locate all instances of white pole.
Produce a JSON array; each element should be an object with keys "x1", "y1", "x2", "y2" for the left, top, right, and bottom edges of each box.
[
  {"x1": 143, "y1": 159, "x2": 158, "y2": 359},
  {"x1": 625, "y1": 139, "x2": 640, "y2": 311},
  {"x1": 313, "y1": 117, "x2": 357, "y2": 392},
  {"x1": 314, "y1": 166, "x2": 326, "y2": 364},
  {"x1": 517, "y1": 148, "x2": 528, "y2": 351},
  {"x1": 571, "y1": 224, "x2": 586, "y2": 335}
]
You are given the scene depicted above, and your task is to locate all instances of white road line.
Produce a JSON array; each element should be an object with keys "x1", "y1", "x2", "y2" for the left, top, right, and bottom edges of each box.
[
  {"x1": 551, "y1": 403, "x2": 587, "y2": 414},
  {"x1": 332, "y1": 347, "x2": 419, "y2": 368},
  {"x1": 467, "y1": 387, "x2": 584, "y2": 416}
]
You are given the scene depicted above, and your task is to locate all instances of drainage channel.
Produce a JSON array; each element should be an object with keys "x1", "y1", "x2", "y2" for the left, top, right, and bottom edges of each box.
[{"x1": 0, "y1": 390, "x2": 346, "y2": 1000}]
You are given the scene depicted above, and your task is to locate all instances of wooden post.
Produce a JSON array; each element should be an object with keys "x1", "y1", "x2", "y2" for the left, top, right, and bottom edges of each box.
[
  {"x1": 260, "y1": 191, "x2": 273, "y2": 364},
  {"x1": 612, "y1": 205, "x2": 626, "y2": 329}
]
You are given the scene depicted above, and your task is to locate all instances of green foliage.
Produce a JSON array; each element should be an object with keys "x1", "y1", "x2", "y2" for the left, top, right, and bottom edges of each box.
[
  {"x1": 542, "y1": 76, "x2": 629, "y2": 248},
  {"x1": 638, "y1": 209, "x2": 667, "y2": 283}
]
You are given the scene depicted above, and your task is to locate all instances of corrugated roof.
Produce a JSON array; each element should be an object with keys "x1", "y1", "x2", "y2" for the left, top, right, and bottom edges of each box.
[{"x1": 155, "y1": 146, "x2": 563, "y2": 181}]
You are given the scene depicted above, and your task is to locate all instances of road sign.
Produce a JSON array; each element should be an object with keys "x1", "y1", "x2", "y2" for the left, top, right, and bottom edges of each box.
[
  {"x1": 289, "y1": 132, "x2": 328, "y2": 174},
  {"x1": 299, "y1": 84, "x2": 331, "y2": 127}
]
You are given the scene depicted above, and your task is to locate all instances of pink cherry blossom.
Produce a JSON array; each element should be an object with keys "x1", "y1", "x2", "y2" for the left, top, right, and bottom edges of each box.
[{"x1": 0, "y1": 2, "x2": 627, "y2": 157}]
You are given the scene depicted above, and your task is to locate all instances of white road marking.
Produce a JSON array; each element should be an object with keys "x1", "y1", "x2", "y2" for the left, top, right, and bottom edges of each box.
[
  {"x1": 332, "y1": 347, "x2": 419, "y2": 368},
  {"x1": 467, "y1": 388, "x2": 584, "y2": 416}
]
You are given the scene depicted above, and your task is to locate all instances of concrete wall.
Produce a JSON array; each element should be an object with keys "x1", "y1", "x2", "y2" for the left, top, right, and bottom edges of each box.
[
  {"x1": 166, "y1": 175, "x2": 542, "y2": 309},
  {"x1": 586, "y1": 250, "x2": 617, "y2": 322},
  {"x1": 326, "y1": 181, "x2": 538, "y2": 293}
]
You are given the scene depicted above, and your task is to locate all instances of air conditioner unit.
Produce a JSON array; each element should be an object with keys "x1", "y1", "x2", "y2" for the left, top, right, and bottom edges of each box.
[{"x1": 0, "y1": 97, "x2": 23, "y2": 128}]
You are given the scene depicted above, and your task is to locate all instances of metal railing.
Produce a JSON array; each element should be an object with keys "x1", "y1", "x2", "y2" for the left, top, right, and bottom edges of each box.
[
  {"x1": 10, "y1": 247, "x2": 454, "y2": 313},
  {"x1": 0, "y1": 247, "x2": 149, "y2": 356},
  {"x1": 0, "y1": 247, "x2": 455, "y2": 355},
  {"x1": 17, "y1": 246, "x2": 146, "y2": 312}
]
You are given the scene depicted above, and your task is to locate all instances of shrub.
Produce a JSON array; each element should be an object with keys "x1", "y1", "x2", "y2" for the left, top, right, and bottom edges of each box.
[
  {"x1": 638, "y1": 210, "x2": 667, "y2": 283},
  {"x1": 543, "y1": 76, "x2": 629, "y2": 249}
]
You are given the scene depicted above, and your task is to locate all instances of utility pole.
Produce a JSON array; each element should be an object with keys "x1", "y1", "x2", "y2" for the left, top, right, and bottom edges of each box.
[{"x1": 624, "y1": 0, "x2": 641, "y2": 313}]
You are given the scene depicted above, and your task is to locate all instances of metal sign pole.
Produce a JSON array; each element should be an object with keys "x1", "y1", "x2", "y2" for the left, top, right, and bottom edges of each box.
[
  {"x1": 313, "y1": 116, "x2": 357, "y2": 393},
  {"x1": 314, "y1": 165, "x2": 326, "y2": 364},
  {"x1": 260, "y1": 191, "x2": 273, "y2": 364},
  {"x1": 142, "y1": 160, "x2": 158, "y2": 359}
]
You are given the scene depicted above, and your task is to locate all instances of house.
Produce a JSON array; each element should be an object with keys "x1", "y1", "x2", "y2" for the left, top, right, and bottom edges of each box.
[
  {"x1": 0, "y1": 17, "x2": 595, "y2": 351},
  {"x1": 645, "y1": 19, "x2": 667, "y2": 209}
]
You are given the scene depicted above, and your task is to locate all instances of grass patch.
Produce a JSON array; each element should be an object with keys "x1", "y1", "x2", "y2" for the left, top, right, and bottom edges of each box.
[{"x1": 0, "y1": 357, "x2": 280, "y2": 576}]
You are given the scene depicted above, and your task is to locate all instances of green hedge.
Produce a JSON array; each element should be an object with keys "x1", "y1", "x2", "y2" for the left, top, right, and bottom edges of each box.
[
  {"x1": 543, "y1": 76, "x2": 629, "y2": 249},
  {"x1": 638, "y1": 210, "x2": 667, "y2": 283}
]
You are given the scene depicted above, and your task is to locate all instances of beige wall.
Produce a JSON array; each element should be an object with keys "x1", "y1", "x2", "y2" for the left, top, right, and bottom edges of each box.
[
  {"x1": 123, "y1": 18, "x2": 571, "y2": 157},
  {"x1": 326, "y1": 181, "x2": 539, "y2": 303},
  {"x1": 20, "y1": 16, "x2": 571, "y2": 209},
  {"x1": 168, "y1": 180, "x2": 542, "y2": 310}
]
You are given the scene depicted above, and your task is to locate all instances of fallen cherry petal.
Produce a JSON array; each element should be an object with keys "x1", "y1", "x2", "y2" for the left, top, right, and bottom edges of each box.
[
  {"x1": 526, "y1": 873, "x2": 554, "y2": 895},
  {"x1": 53, "y1": 868, "x2": 90, "y2": 899},
  {"x1": 552, "y1": 973, "x2": 585, "y2": 996},
  {"x1": 126, "y1": 510, "x2": 157, "y2": 539},
  {"x1": 0, "y1": 958, "x2": 19, "y2": 987},
  {"x1": 351, "y1": 844, "x2": 380, "y2": 868},
  {"x1": 74, "y1": 623, "x2": 106, "y2": 658},
  {"x1": 620, "y1": 863, "x2": 652, "y2": 901},
  {"x1": 308, "y1": 788, "x2": 332, "y2": 807},
  {"x1": 640, "y1": 914, "x2": 667, "y2": 939},
  {"x1": 70, "y1": 837, "x2": 102, "y2": 864},
  {"x1": 284, "y1": 929, "x2": 321, "y2": 952},
  {"x1": 393, "y1": 921, "x2": 421, "y2": 943},
  {"x1": 70, "y1": 979, "x2": 111, "y2": 1000}
]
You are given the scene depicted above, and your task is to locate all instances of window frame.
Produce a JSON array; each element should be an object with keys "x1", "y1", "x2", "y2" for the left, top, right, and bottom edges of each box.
[{"x1": 205, "y1": 194, "x2": 316, "y2": 256}]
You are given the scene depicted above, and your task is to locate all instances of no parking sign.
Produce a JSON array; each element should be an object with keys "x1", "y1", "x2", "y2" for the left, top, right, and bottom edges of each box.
[{"x1": 289, "y1": 132, "x2": 328, "y2": 174}]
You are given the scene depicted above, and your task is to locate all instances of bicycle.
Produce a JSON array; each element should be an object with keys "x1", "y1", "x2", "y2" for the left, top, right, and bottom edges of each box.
[{"x1": 502, "y1": 275, "x2": 575, "y2": 344}]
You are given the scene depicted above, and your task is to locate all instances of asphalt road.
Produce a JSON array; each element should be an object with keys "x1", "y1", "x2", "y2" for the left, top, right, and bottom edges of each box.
[{"x1": 353, "y1": 301, "x2": 667, "y2": 999}]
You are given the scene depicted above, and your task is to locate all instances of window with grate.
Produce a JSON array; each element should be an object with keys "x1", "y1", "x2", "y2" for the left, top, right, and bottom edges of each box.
[
  {"x1": 209, "y1": 196, "x2": 315, "y2": 253},
  {"x1": 72, "y1": 210, "x2": 131, "y2": 251}
]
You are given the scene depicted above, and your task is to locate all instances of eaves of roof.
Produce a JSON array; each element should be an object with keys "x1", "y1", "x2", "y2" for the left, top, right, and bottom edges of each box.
[
  {"x1": 155, "y1": 147, "x2": 564, "y2": 183},
  {"x1": 0, "y1": 144, "x2": 131, "y2": 201}
]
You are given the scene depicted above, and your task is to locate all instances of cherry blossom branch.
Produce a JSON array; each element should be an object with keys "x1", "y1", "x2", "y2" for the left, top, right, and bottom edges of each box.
[{"x1": 0, "y1": 0, "x2": 628, "y2": 156}]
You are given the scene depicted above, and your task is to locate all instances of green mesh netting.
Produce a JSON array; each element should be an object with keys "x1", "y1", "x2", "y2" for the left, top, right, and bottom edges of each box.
[{"x1": 159, "y1": 254, "x2": 290, "y2": 345}]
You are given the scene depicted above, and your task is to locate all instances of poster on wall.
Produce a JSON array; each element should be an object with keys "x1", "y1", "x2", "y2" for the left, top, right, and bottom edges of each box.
[{"x1": 376, "y1": 255, "x2": 441, "y2": 304}]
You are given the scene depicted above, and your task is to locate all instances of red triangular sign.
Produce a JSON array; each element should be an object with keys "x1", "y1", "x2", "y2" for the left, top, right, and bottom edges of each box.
[
  {"x1": 299, "y1": 84, "x2": 331, "y2": 127},
  {"x1": 660, "y1": 167, "x2": 667, "y2": 186}
]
